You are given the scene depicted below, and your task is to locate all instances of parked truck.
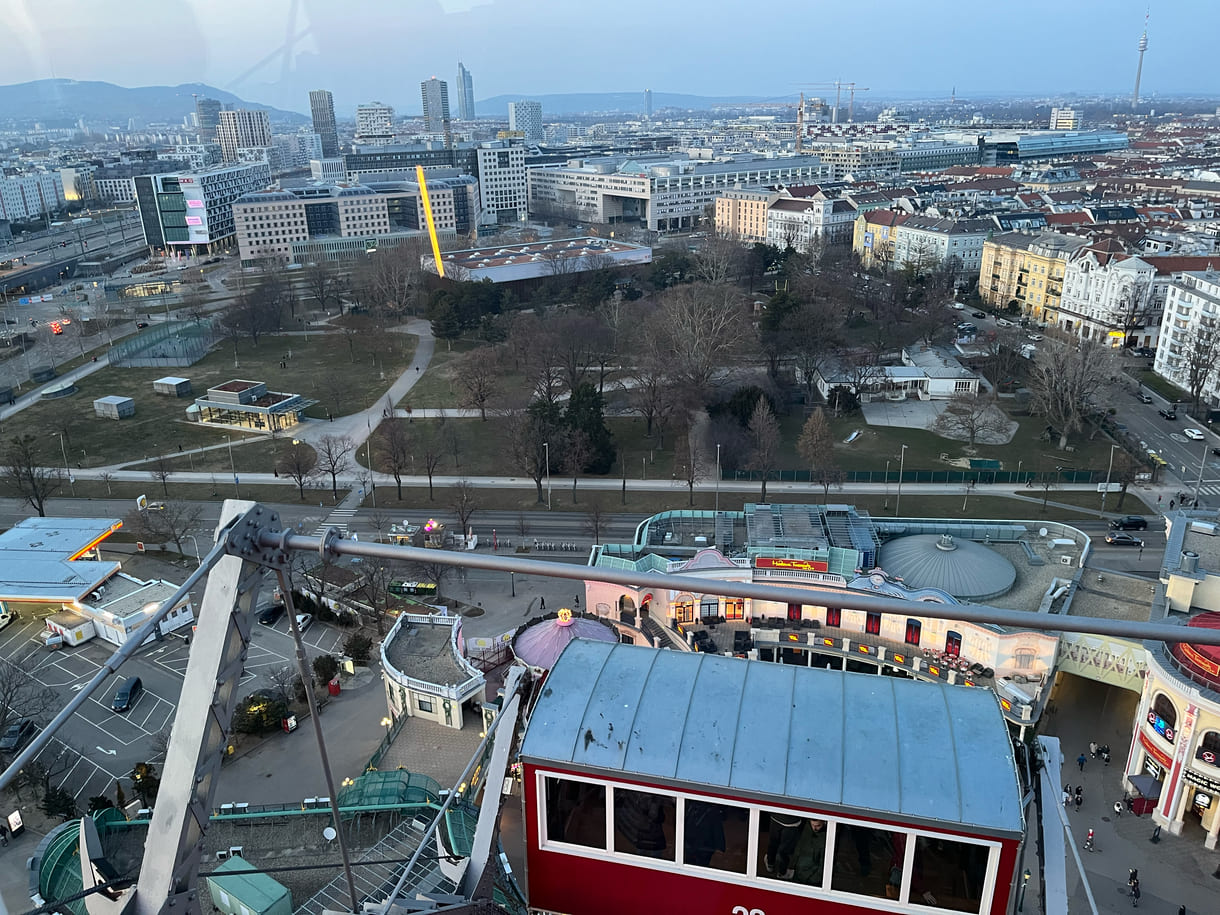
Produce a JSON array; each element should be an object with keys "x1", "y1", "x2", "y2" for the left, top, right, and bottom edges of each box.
[{"x1": 44, "y1": 610, "x2": 97, "y2": 647}]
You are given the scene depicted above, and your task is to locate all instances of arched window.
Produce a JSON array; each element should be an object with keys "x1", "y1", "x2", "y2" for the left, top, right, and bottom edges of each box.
[
  {"x1": 1149, "y1": 693, "x2": 1178, "y2": 743},
  {"x1": 1197, "y1": 731, "x2": 1220, "y2": 767}
]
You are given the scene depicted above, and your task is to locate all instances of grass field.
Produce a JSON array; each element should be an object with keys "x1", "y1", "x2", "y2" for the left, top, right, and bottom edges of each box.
[
  {"x1": 6, "y1": 331, "x2": 415, "y2": 469},
  {"x1": 123, "y1": 437, "x2": 316, "y2": 475},
  {"x1": 56, "y1": 478, "x2": 351, "y2": 507},
  {"x1": 397, "y1": 339, "x2": 479, "y2": 408}
]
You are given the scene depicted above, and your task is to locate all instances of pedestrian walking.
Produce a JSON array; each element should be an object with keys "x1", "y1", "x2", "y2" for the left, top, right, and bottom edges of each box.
[
  {"x1": 1075, "y1": 793, "x2": 1083, "y2": 812},
  {"x1": 1128, "y1": 868, "x2": 1138, "y2": 886},
  {"x1": 1130, "y1": 879, "x2": 1140, "y2": 907},
  {"x1": 1078, "y1": 753, "x2": 1087, "y2": 771},
  {"x1": 1170, "y1": 500, "x2": 1176, "y2": 511},
  {"x1": 1114, "y1": 800, "x2": 1124, "y2": 817},
  {"x1": 0, "y1": 822, "x2": 8, "y2": 846},
  {"x1": 1090, "y1": 741, "x2": 1099, "y2": 758},
  {"x1": 1063, "y1": 789, "x2": 1071, "y2": 809},
  {"x1": 1158, "y1": 494, "x2": 1163, "y2": 505}
]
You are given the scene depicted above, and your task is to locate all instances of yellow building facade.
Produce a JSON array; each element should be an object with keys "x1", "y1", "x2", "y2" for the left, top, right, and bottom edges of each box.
[
  {"x1": 851, "y1": 210, "x2": 907, "y2": 270},
  {"x1": 979, "y1": 231, "x2": 1089, "y2": 324}
]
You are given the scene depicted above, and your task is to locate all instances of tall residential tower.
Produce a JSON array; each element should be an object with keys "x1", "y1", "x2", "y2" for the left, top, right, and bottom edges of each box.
[
  {"x1": 216, "y1": 109, "x2": 271, "y2": 162},
  {"x1": 421, "y1": 78, "x2": 451, "y2": 132},
  {"x1": 309, "y1": 89, "x2": 340, "y2": 157},
  {"x1": 508, "y1": 100, "x2": 543, "y2": 144},
  {"x1": 457, "y1": 63, "x2": 476, "y2": 120}
]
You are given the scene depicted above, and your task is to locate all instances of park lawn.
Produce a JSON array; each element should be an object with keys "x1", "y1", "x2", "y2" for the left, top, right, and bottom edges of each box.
[
  {"x1": 123, "y1": 438, "x2": 314, "y2": 475},
  {"x1": 775, "y1": 410, "x2": 1120, "y2": 476},
  {"x1": 1006, "y1": 488, "x2": 1153, "y2": 514},
  {"x1": 10, "y1": 331, "x2": 414, "y2": 468},
  {"x1": 1134, "y1": 369, "x2": 1190, "y2": 406},
  {"x1": 59, "y1": 479, "x2": 350, "y2": 506},
  {"x1": 397, "y1": 339, "x2": 479, "y2": 408}
]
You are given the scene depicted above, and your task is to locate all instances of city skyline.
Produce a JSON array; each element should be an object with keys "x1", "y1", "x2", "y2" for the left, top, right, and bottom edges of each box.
[{"x1": 0, "y1": 0, "x2": 1212, "y2": 115}]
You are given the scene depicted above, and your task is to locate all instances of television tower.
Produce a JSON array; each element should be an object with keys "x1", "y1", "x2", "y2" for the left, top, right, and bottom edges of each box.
[{"x1": 1132, "y1": 13, "x2": 1149, "y2": 109}]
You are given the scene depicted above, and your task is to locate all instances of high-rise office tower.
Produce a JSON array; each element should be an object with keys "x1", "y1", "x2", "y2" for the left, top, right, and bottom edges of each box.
[
  {"x1": 508, "y1": 100, "x2": 543, "y2": 143},
  {"x1": 1048, "y1": 107, "x2": 1082, "y2": 130},
  {"x1": 195, "y1": 97, "x2": 222, "y2": 140},
  {"x1": 421, "y1": 78, "x2": 451, "y2": 132},
  {"x1": 644, "y1": 89, "x2": 653, "y2": 119},
  {"x1": 457, "y1": 63, "x2": 476, "y2": 120},
  {"x1": 1133, "y1": 14, "x2": 1149, "y2": 110},
  {"x1": 354, "y1": 102, "x2": 395, "y2": 146},
  {"x1": 216, "y1": 109, "x2": 271, "y2": 162},
  {"x1": 309, "y1": 89, "x2": 340, "y2": 157}
]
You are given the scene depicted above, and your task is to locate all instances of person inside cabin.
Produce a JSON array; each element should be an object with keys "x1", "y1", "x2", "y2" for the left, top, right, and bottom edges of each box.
[{"x1": 791, "y1": 818, "x2": 828, "y2": 886}]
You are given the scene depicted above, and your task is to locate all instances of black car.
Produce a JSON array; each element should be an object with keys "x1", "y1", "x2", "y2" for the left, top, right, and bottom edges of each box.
[
  {"x1": 111, "y1": 676, "x2": 143, "y2": 712},
  {"x1": 1111, "y1": 516, "x2": 1148, "y2": 531},
  {"x1": 1105, "y1": 532, "x2": 1144, "y2": 547},
  {"x1": 971, "y1": 311, "x2": 987, "y2": 319},
  {"x1": 0, "y1": 719, "x2": 37, "y2": 753},
  {"x1": 1159, "y1": 408, "x2": 1178, "y2": 420},
  {"x1": 135, "y1": 321, "x2": 149, "y2": 329},
  {"x1": 257, "y1": 604, "x2": 285, "y2": 626}
]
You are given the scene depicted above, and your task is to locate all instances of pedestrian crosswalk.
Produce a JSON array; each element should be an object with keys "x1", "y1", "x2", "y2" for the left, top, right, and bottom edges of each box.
[{"x1": 312, "y1": 508, "x2": 358, "y2": 536}]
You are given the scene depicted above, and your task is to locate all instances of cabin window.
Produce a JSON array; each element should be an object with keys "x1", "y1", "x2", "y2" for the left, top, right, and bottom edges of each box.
[
  {"x1": 831, "y1": 824, "x2": 905, "y2": 901},
  {"x1": 725, "y1": 599, "x2": 745, "y2": 620},
  {"x1": 865, "y1": 612, "x2": 882, "y2": 636},
  {"x1": 613, "y1": 787, "x2": 676, "y2": 861},
  {"x1": 911, "y1": 835, "x2": 989, "y2": 913},
  {"x1": 683, "y1": 799, "x2": 748, "y2": 873},
  {"x1": 700, "y1": 597, "x2": 719, "y2": 620},
  {"x1": 544, "y1": 777, "x2": 606, "y2": 849},
  {"x1": 756, "y1": 810, "x2": 827, "y2": 887},
  {"x1": 825, "y1": 607, "x2": 841, "y2": 628}
]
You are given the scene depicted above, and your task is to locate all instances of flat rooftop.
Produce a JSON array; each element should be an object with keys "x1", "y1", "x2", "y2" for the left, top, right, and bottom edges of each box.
[
  {"x1": 384, "y1": 618, "x2": 473, "y2": 688},
  {"x1": 0, "y1": 517, "x2": 123, "y2": 601},
  {"x1": 1068, "y1": 573, "x2": 1157, "y2": 621},
  {"x1": 437, "y1": 237, "x2": 646, "y2": 271}
]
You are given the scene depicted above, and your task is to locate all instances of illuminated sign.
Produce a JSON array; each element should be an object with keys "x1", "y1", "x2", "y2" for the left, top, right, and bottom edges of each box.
[
  {"x1": 1138, "y1": 730, "x2": 1173, "y2": 768},
  {"x1": 892, "y1": 653, "x2": 905, "y2": 664},
  {"x1": 1147, "y1": 709, "x2": 1176, "y2": 743},
  {"x1": 180, "y1": 177, "x2": 195, "y2": 184},
  {"x1": 929, "y1": 665, "x2": 940, "y2": 677},
  {"x1": 1181, "y1": 643, "x2": 1220, "y2": 678},
  {"x1": 755, "y1": 557, "x2": 829, "y2": 573},
  {"x1": 999, "y1": 697, "x2": 1012, "y2": 712},
  {"x1": 185, "y1": 216, "x2": 203, "y2": 226},
  {"x1": 821, "y1": 638, "x2": 835, "y2": 647},
  {"x1": 1185, "y1": 768, "x2": 1220, "y2": 794},
  {"x1": 186, "y1": 199, "x2": 204, "y2": 209},
  {"x1": 1198, "y1": 748, "x2": 1218, "y2": 766},
  {"x1": 556, "y1": 608, "x2": 573, "y2": 625},
  {"x1": 786, "y1": 632, "x2": 800, "y2": 642}
]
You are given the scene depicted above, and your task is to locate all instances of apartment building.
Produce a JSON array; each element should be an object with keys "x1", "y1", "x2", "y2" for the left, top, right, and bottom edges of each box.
[
  {"x1": 890, "y1": 216, "x2": 993, "y2": 275},
  {"x1": 529, "y1": 154, "x2": 829, "y2": 232},
  {"x1": 134, "y1": 161, "x2": 271, "y2": 254},
  {"x1": 714, "y1": 187, "x2": 780, "y2": 244},
  {"x1": 765, "y1": 196, "x2": 857, "y2": 251},
  {"x1": 978, "y1": 231, "x2": 1090, "y2": 325},
  {"x1": 803, "y1": 143, "x2": 899, "y2": 180},
  {"x1": 421, "y1": 80, "x2": 450, "y2": 133},
  {"x1": 476, "y1": 143, "x2": 527, "y2": 223},
  {"x1": 216, "y1": 109, "x2": 272, "y2": 162},
  {"x1": 508, "y1": 100, "x2": 543, "y2": 144},
  {"x1": 1155, "y1": 272, "x2": 1220, "y2": 407},
  {"x1": 355, "y1": 102, "x2": 395, "y2": 146},
  {"x1": 852, "y1": 209, "x2": 909, "y2": 269},
  {"x1": 0, "y1": 171, "x2": 65, "y2": 221},
  {"x1": 1048, "y1": 108, "x2": 1082, "y2": 130}
]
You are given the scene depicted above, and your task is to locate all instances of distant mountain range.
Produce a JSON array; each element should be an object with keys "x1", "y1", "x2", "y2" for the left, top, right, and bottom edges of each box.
[
  {"x1": 0, "y1": 79, "x2": 308, "y2": 127},
  {"x1": 475, "y1": 91, "x2": 776, "y2": 117}
]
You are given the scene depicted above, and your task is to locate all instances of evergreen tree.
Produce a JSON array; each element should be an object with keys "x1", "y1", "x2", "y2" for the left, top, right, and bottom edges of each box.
[{"x1": 564, "y1": 383, "x2": 616, "y2": 474}]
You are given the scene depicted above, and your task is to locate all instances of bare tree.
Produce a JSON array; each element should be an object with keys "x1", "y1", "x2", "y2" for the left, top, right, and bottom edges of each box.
[
  {"x1": 303, "y1": 260, "x2": 344, "y2": 313},
  {"x1": 419, "y1": 425, "x2": 446, "y2": 500},
  {"x1": 315, "y1": 434, "x2": 353, "y2": 498},
  {"x1": 785, "y1": 303, "x2": 842, "y2": 407},
  {"x1": 452, "y1": 480, "x2": 478, "y2": 534},
  {"x1": 453, "y1": 346, "x2": 501, "y2": 419},
  {"x1": 98, "y1": 470, "x2": 114, "y2": 496},
  {"x1": 1026, "y1": 338, "x2": 1116, "y2": 450},
  {"x1": 644, "y1": 284, "x2": 750, "y2": 400},
  {"x1": 583, "y1": 497, "x2": 610, "y2": 544},
  {"x1": 931, "y1": 392, "x2": 1010, "y2": 452},
  {"x1": 276, "y1": 441, "x2": 319, "y2": 500},
  {"x1": 1114, "y1": 276, "x2": 1156, "y2": 347},
  {"x1": 150, "y1": 453, "x2": 173, "y2": 498},
  {"x1": 264, "y1": 664, "x2": 297, "y2": 703},
  {"x1": 692, "y1": 235, "x2": 744, "y2": 285},
  {"x1": 123, "y1": 502, "x2": 203, "y2": 555},
  {"x1": 0, "y1": 655, "x2": 59, "y2": 736},
  {"x1": 375, "y1": 420, "x2": 412, "y2": 499},
  {"x1": 564, "y1": 431, "x2": 593, "y2": 502},
  {"x1": 625, "y1": 347, "x2": 678, "y2": 446},
  {"x1": 747, "y1": 396, "x2": 781, "y2": 503},
  {"x1": 507, "y1": 401, "x2": 564, "y2": 503},
  {"x1": 679, "y1": 418, "x2": 709, "y2": 507},
  {"x1": 0, "y1": 434, "x2": 64, "y2": 516},
  {"x1": 796, "y1": 408, "x2": 844, "y2": 499},
  {"x1": 1182, "y1": 324, "x2": 1220, "y2": 415}
]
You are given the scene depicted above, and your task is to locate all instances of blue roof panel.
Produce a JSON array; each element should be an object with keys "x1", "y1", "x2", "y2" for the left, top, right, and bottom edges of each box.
[{"x1": 521, "y1": 641, "x2": 1023, "y2": 836}]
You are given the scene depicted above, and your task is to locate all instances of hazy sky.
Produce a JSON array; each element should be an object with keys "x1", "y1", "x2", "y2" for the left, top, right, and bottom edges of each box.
[{"x1": 0, "y1": 0, "x2": 1210, "y2": 114}]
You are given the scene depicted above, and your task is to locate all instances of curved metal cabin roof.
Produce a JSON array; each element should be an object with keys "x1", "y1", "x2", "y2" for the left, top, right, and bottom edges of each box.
[{"x1": 521, "y1": 640, "x2": 1023, "y2": 837}]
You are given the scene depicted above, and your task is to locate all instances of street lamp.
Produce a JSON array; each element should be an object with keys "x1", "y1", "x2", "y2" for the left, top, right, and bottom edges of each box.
[
  {"x1": 715, "y1": 443, "x2": 722, "y2": 513},
  {"x1": 895, "y1": 444, "x2": 908, "y2": 516},
  {"x1": 380, "y1": 716, "x2": 393, "y2": 734},
  {"x1": 186, "y1": 534, "x2": 202, "y2": 567},
  {"x1": 366, "y1": 418, "x2": 376, "y2": 509},
  {"x1": 1194, "y1": 438, "x2": 1209, "y2": 507},
  {"x1": 1017, "y1": 868, "x2": 1032, "y2": 912},
  {"x1": 52, "y1": 431, "x2": 74, "y2": 496},
  {"x1": 543, "y1": 441, "x2": 552, "y2": 510},
  {"x1": 884, "y1": 458, "x2": 891, "y2": 510},
  {"x1": 225, "y1": 434, "x2": 239, "y2": 498},
  {"x1": 1101, "y1": 443, "x2": 1118, "y2": 513}
]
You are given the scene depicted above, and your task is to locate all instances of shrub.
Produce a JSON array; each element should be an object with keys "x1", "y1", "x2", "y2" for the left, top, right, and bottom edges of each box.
[
  {"x1": 42, "y1": 786, "x2": 78, "y2": 820},
  {"x1": 312, "y1": 653, "x2": 340, "y2": 683},
  {"x1": 343, "y1": 633, "x2": 374, "y2": 663},
  {"x1": 231, "y1": 694, "x2": 289, "y2": 734},
  {"x1": 88, "y1": 795, "x2": 116, "y2": 813}
]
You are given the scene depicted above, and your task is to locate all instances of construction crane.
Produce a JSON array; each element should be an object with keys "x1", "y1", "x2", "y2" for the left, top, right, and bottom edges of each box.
[
  {"x1": 798, "y1": 81, "x2": 870, "y2": 123},
  {"x1": 846, "y1": 83, "x2": 870, "y2": 123}
]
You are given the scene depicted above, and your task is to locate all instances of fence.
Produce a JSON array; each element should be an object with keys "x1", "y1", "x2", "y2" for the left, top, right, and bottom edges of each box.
[{"x1": 724, "y1": 468, "x2": 1105, "y2": 485}]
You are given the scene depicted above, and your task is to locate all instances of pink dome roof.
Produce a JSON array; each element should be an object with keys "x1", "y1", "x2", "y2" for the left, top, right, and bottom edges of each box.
[{"x1": 514, "y1": 616, "x2": 617, "y2": 670}]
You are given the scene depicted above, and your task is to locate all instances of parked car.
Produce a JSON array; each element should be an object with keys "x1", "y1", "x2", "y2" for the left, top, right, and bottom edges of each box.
[
  {"x1": 295, "y1": 613, "x2": 313, "y2": 632},
  {"x1": 257, "y1": 604, "x2": 285, "y2": 626},
  {"x1": 952, "y1": 302, "x2": 965, "y2": 310},
  {"x1": 111, "y1": 676, "x2": 143, "y2": 712},
  {"x1": 1185, "y1": 428, "x2": 1205, "y2": 440},
  {"x1": 1027, "y1": 333, "x2": 1043, "y2": 342},
  {"x1": 1212, "y1": 447, "x2": 1220, "y2": 457},
  {"x1": 1105, "y1": 532, "x2": 1144, "y2": 547},
  {"x1": 0, "y1": 719, "x2": 37, "y2": 753},
  {"x1": 0, "y1": 610, "x2": 15, "y2": 631},
  {"x1": 971, "y1": 310, "x2": 987, "y2": 319},
  {"x1": 135, "y1": 321, "x2": 149, "y2": 329},
  {"x1": 1136, "y1": 392, "x2": 1153, "y2": 404},
  {"x1": 996, "y1": 318, "x2": 1013, "y2": 327},
  {"x1": 1111, "y1": 516, "x2": 1148, "y2": 531},
  {"x1": 1159, "y1": 409, "x2": 1178, "y2": 420}
]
